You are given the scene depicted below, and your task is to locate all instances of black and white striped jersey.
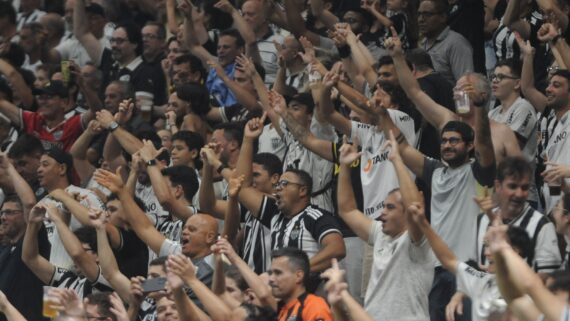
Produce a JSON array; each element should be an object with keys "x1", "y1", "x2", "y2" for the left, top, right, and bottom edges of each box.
[{"x1": 257, "y1": 196, "x2": 342, "y2": 258}]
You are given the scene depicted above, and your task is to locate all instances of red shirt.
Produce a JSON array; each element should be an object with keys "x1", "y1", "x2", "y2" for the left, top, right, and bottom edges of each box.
[{"x1": 21, "y1": 111, "x2": 83, "y2": 152}]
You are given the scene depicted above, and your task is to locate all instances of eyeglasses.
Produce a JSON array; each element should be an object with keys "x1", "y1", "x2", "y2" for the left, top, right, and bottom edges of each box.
[
  {"x1": 0, "y1": 209, "x2": 22, "y2": 216},
  {"x1": 490, "y1": 73, "x2": 519, "y2": 82},
  {"x1": 418, "y1": 11, "x2": 442, "y2": 18},
  {"x1": 110, "y1": 37, "x2": 128, "y2": 45},
  {"x1": 548, "y1": 66, "x2": 560, "y2": 74},
  {"x1": 142, "y1": 34, "x2": 160, "y2": 40},
  {"x1": 273, "y1": 180, "x2": 305, "y2": 189},
  {"x1": 440, "y1": 137, "x2": 463, "y2": 146},
  {"x1": 343, "y1": 18, "x2": 359, "y2": 23}
]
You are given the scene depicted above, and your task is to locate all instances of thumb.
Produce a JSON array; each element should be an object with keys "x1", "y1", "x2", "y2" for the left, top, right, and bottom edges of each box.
[
  {"x1": 115, "y1": 166, "x2": 122, "y2": 177},
  {"x1": 457, "y1": 302, "x2": 463, "y2": 315},
  {"x1": 390, "y1": 26, "x2": 398, "y2": 37},
  {"x1": 260, "y1": 111, "x2": 268, "y2": 124}
]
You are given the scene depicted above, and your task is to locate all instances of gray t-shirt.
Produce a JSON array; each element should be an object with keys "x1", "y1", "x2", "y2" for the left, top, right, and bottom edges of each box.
[
  {"x1": 364, "y1": 222, "x2": 435, "y2": 321},
  {"x1": 423, "y1": 158, "x2": 495, "y2": 262}
]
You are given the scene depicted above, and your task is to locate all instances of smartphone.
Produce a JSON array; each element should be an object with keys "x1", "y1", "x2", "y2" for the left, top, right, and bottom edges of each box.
[{"x1": 141, "y1": 277, "x2": 167, "y2": 293}]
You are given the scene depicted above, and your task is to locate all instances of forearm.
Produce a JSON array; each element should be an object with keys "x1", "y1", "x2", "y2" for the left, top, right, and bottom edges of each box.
[
  {"x1": 221, "y1": 78, "x2": 259, "y2": 111},
  {"x1": 422, "y1": 225, "x2": 457, "y2": 273},
  {"x1": 70, "y1": 131, "x2": 97, "y2": 160},
  {"x1": 73, "y1": 0, "x2": 89, "y2": 36},
  {"x1": 0, "y1": 60, "x2": 33, "y2": 107},
  {"x1": 338, "y1": 164, "x2": 358, "y2": 215},
  {"x1": 346, "y1": 37, "x2": 376, "y2": 86},
  {"x1": 369, "y1": 8, "x2": 393, "y2": 28},
  {"x1": 341, "y1": 290, "x2": 374, "y2": 321},
  {"x1": 7, "y1": 166, "x2": 36, "y2": 217},
  {"x1": 81, "y1": 85, "x2": 103, "y2": 113},
  {"x1": 102, "y1": 133, "x2": 123, "y2": 163},
  {"x1": 173, "y1": 288, "x2": 208, "y2": 321},
  {"x1": 309, "y1": 242, "x2": 343, "y2": 272},
  {"x1": 198, "y1": 164, "x2": 218, "y2": 213},
  {"x1": 0, "y1": 100, "x2": 22, "y2": 127},
  {"x1": 502, "y1": 0, "x2": 521, "y2": 26},
  {"x1": 186, "y1": 278, "x2": 232, "y2": 321},
  {"x1": 520, "y1": 52, "x2": 547, "y2": 112},
  {"x1": 494, "y1": 252, "x2": 524, "y2": 302},
  {"x1": 229, "y1": 255, "x2": 276, "y2": 310},
  {"x1": 1, "y1": 303, "x2": 27, "y2": 321},
  {"x1": 474, "y1": 107, "x2": 495, "y2": 168},
  {"x1": 57, "y1": 194, "x2": 91, "y2": 226},
  {"x1": 165, "y1": 0, "x2": 178, "y2": 34},
  {"x1": 111, "y1": 128, "x2": 144, "y2": 155},
  {"x1": 221, "y1": 195, "x2": 240, "y2": 244},
  {"x1": 235, "y1": 137, "x2": 255, "y2": 186},
  {"x1": 272, "y1": 67, "x2": 287, "y2": 95},
  {"x1": 22, "y1": 223, "x2": 41, "y2": 263},
  {"x1": 96, "y1": 228, "x2": 131, "y2": 302},
  {"x1": 553, "y1": 39, "x2": 570, "y2": 70},
  {"x1": 212, "y1": 255, "x2": 225, "y2": 295},
  {"x1": 335, "y1": 81, "x2": 369, "y2": 112},
  {"x1": 284, "y1": 0, "x2": 308, "y2": 38}
]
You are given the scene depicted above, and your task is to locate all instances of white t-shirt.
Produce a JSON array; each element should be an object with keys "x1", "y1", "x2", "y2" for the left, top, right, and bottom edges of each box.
[
  {"x1": 456, "y1": 262, "x2": 506, "y2": 321},
  {"x1": 350, "y1": 109, "x2": 416, "y2": 218},
  {"x1": 364, "y1": 222, "x2": 434, "y2": 321},
  {"x1": 55, "y1": 35, "x2": 110, "y2": 67},
  {"x1": 258, "y1": 123, "x2": 286, "y2": 161},
  {"x1": 41, "y1": 185, "x2": 105, "y2": 268},
  {"x1": 543, "y1": 110, "x2": 570, "y2": 213}
]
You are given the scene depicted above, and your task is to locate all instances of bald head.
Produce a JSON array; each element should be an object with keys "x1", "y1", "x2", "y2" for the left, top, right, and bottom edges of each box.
[{"x1": 181, "y1": 214, "x2": 218, "y2": 259}]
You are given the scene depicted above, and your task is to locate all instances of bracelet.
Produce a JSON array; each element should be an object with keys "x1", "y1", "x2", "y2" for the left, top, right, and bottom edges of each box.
[
  {"x1": 551, "y1": 34, "x2": 562, "y2": 44},
  {"x1": 216, "y1": 163, "x2": 228, "y2": 174},
  {"x1": 337, "y1": 45, "x2": 351, "y2": 59}
]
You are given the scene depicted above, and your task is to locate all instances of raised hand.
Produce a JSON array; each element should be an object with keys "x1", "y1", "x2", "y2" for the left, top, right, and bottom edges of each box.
[
  {"x1": 321, "y1": 259, "x2": 347, "y2": 305},
  {"x1": 211, "y1": 237, "x2": 239, "y2": 262},
  {"x1": 88, "y1": 208, "x2": 109, "y2": 229},
  {"x1": 45, "y1": 288, "x2": 84, "y2": 316},
  {"x1": 214, "y1": 0, "x2": 236, "y2": 13},
  {"x1": 129, "y1": 276, "x2": 147, "y2": 305},
  {"x1": 537, "y1": 22, "x2": 560, "y2": 43},
  {"x1": 385, "y1": 26, "x2": 403, "y2": 56},
  {"x1": 44, "y1": 203, "x2": 64, "y2": 223},
  {"x1": 268, "y1": 90, "x2": 287, "y2": 116},
  {"x1": 459, "y1": 82, "x2": 487, "y2": 107},
  {"x1": 29, "y1": 204, "x2": 47, "y2": 223},
  {"x1": 322, "y1": 71, "x2": 339, "y2": 89},
  {"x1": 473, "y1": 189, "x2": 499, "y2": 225},
  {"x1": 139, "y1": 140, "x2": 165, "y2": 163},
  {"x1": 96, "y1": 109, "x2": 115, "y2": 129},
  {"x1": 244, "y1": 113, "x2": 267, "y2": 139},
  {"x1": 93, "y1": 167, "x2": 125, "y2": 194},
  {"x1": 207, "y1": 60, "x2": 227, "y2": 79},
  {"x1": 338, "y1": 136, "x2": 362, "y2": 165},
  {"x1": 407, "y1": 201, "x2": 428, "y2": 226},
  {"x1": 298, "y1": 36, "x2": 316, "y2": 64},
  {"x1": 485, "y1": 224, "x2": 510, "y2": 254},
  {"x1": 108, "y1": 292, "x2": 129, "y2": 321},
  {"x1": 178, "y1": 0, "x2": 194, "y2": 18},
  {"x1": 235, "y1": 54, "x2": 257, "y2": 79},
  {"x1": 514, "y1": 32, "x2": 535, "y2": 56},
  {"x1": 542, "y1": 162, "x2": 570, "y2": 184},
  {"x1": 228, "y1": 175, "x2": 245, "y2": 198},
  {"x1": 383, "y1": 130, "x2": 402, "y2": 162},
  {"x1": 86, "y1": 120, "x2": 104, "y2": 135},
  {"x1": 165, "y1": 270, "x2": 185, "y2": 293},
  {"x1": 115, "y1": 99, "x2": 134, "y2": 125},
  {"x1": 167, "y1": 254, "x2": 197, "y2": 284}
]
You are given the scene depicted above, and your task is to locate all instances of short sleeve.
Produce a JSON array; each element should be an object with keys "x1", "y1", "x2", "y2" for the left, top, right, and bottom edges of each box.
[
  {"x1": 368, "y1": 220, "x2": 382, "y2": 246},
  {"x1": 422, "y1": 157, "x2": 444, "y2": 187},
  {"x1": 389, "y1": 109, "x2": 417, "y2": 146},
  {"x1": 534, "y1": 221, "x2": 562, "y2": 272},
  {"x1": 456, "y1": 261, "x2": 487, "y2": 298},
  {"x1": 159, "y1": 239, "x2": 181, "y2": 257},
  {"x1": 258, "y1": 196, "x2": 279, "y2": 228},
  {"x1": 471, "y1": 160, "x2": 496, "y2": 187},
  {"x1": 505, "y1": 102, "x2": 537, "y2": 139},
  {"x1": 303, "y1": 209, "x2": 342, "y2": 243}
]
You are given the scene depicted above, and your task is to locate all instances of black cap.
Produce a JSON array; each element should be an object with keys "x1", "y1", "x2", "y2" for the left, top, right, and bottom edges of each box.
[
  {"x1": 85, "y1": 3, "x2": 106, "y2": 18},
  {"x1": 44, "y1": 147, "x2": 73, "y2": 172},
  {"x1": 285, "y1": 92, "x2": 315, "y2": 111},
  {"x1": 33, "y1": 81, "x2": 69, "y2": 98}
]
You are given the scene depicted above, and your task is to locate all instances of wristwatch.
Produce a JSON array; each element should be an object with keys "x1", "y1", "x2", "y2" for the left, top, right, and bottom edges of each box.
[
  {"x1": 108, "y1": 121, "x2": 119, "y2": 132},
  {"x1": 146, "y1": 159, "x2": 157, "y2": 166},
  {"x1": 216, "y1": 163, "x2": 228, "y2": 174}
]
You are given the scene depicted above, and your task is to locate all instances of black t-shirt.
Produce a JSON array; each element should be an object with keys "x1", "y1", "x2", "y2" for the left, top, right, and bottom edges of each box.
[
  {"x1": 114, "y1": 228, "x2": 149, "y2": 279},
  {"x1": 0, "y1": 227, "x2": 50, "y2": 321},
  {"x1": 448, "y1": 0, "x2": 486, "y2": 74}
]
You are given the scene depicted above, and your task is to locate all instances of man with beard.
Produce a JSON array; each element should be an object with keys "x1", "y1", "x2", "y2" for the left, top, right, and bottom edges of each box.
[
  {"x1": 539, "y1": 70, "x2": 570, "y2": 213},
  {"x1": 377, "y1": 76, "x2": 496, "y2": 320}
]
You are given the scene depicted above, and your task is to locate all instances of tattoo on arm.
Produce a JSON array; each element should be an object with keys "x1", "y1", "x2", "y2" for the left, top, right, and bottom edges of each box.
[
  {"x1": 396, "y1": 133, "x2": 406, "y2": 144},
  {"x1": 282, "y1": 111, "x2": 309, "y2": 142}
]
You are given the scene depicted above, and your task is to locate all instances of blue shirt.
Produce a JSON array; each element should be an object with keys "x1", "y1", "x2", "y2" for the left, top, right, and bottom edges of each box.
[{"x1": 206, "y1": 62, "x2": 237, "y2": 107}]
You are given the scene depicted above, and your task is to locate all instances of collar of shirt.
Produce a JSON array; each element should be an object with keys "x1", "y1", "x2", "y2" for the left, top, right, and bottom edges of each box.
[
  {"x1": 422, "y1": 26, "x2": 451, "y2": 51},
  {"x1": 121, "y1": 56, "x2": 144, "y2": 71}
]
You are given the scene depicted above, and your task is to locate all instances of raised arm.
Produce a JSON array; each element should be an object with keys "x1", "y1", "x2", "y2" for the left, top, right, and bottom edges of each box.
[
  {"x1": 283, "y1": 0, "x2": 323, "y2": 46},
  {"x1": 407, "y1": 201, "x2": 459, "y2": 274},
  {"x1": 138, "y1": 140, "x2": 194, "y2": 220},
  {"x1": 181, "y1": 0, "x2": 217, "y2": 68},
  {"x1": 49, "y1": 189, "x2": 92, "y2": 227},
  {"x1": 0, "y1": 99, "x2": 22, "y2": 128},
  {"x1": 385, "y1": 130, "x2": 423, "y2": 242},
  {"x1": 45, "y1": 204, "x2": 100, "y2": 283},
  {"x1": 74, "y1": 0, "x2": 104, "y2": 65},
  {"x1": 197, "y1": 147, "x2": 227, "y2": 219},
  {"x1": 94, "y1": 168, "x2": 167, "y2": 256},
  {"x1": 97, "y1": 109, "x2": 144, "y2": 156},
  {"x1": 91, "y1": 210, "x2": 132, "y2": 303},
  {"x1": 309, "y1": 0, "x2": 339, "y2": 30},
  {"x1": 22, "y1": 206, "x2": 55, "y2": 285},
  {"x1": 0, "y1": 59, "x2": 33, "y2": 108},
  {"x1": 69, "y1": 121, "x2": 101, "y2": 185},
  {"x1": 166, "y1": 269, "x2": 212, "y2": 321},
  {"x1": 386, "y1": 28, "x2": 456, "y2": 131},
  {"x1": 221, "y1": 175, "x2": 244, "y2": 245},
  {"x1": 516, "y1": 34, "x2": 547, "y2": 113},
  {"x1": 1, "y1": 153, "x2": 36, "y2": 220},
  {"x1": 467, "y1": 83, "x2": 495, "y2": 168},
  {"x1": 168, "y1": 254, "x2": 233, "y2": 321},
  {"x1": 337, "y1": 139, "x2": 372, "y2": 241},
  {"x1": 320, "y1": 74, "x2": 352, "y2": 136},
  {"x1": 502, "y1": 0, "x2": 530, "y2": 38},
  {"x1": 208, "y1": 58, "x2": 259, "y2": 111},
  {"x1": 539, "y1": 23, "x2": 570, "y2": 71},
  {"x1": 272, "y1": 90, "x2": 334, "y2": 161},
  {"x1": 214, "y1": 238, "x2": 277, "y2": 310}
]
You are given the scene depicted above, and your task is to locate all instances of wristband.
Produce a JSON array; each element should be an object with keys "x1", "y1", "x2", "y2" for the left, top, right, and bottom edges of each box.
[
  {"x1": 552, "y1": 34, "x2": 562, "y2": 45},
  {"x1": 108, "y1": 121, "x2": 119, "y2": 132},
  {"x1": 337, "y1": 45, "x2": 351, "y2": 59},
  {"x1": 146, "y1": 159, "x2": 157, "y2": 166},
  {"x1": 216, "y1": 163, "x2": 228, "y2": 174}
]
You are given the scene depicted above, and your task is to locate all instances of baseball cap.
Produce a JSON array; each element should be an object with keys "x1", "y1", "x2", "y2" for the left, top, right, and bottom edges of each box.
[
  {"x1": 285, "y1": 92, "x2": 315, "y2": 112},
  {"x1": 33, "y1": 81, "x2": 69, "y2": 98}
]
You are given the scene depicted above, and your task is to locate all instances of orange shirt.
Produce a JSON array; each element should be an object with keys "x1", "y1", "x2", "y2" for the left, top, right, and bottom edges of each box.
[{"x1": 277, "y1": 293, "x2": 333, "y2": 321}]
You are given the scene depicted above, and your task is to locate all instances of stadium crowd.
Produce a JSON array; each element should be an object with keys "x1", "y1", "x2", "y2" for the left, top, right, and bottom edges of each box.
[{"x1": 0, "y1": 0, "x2": 570, "y2": 320}]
